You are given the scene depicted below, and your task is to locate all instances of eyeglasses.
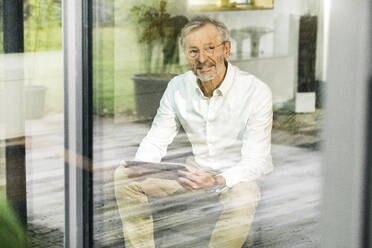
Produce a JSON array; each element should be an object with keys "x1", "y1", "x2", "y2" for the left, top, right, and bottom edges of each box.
[{"x1": 186, "y1": 42, "x2": 226, "y2": 59}]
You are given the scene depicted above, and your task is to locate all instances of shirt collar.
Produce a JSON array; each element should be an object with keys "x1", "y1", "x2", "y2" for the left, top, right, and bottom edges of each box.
[
  {"x1": 216, "y1": 62, "x2": 235, "y2": 97},
  {"x1": 193, "y1": 61, "x2": 235, "y2": 97}
]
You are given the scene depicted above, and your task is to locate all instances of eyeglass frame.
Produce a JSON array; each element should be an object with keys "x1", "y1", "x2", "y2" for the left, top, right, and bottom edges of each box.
[{"x1": 185, "y1": 41, "x2": 227, "y2": 59}]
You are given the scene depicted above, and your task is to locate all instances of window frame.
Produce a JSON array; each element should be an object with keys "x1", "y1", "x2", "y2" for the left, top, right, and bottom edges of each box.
[
  {"x1": 322, "y1": 0, "x2": 372, "y2": 247},
  {"x1": 63, "y1": 0, "x2": 93, "y2": 247}
]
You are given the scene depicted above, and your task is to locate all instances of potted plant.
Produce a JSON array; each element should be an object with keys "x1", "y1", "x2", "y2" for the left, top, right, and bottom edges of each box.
[{"x1": 130, "y1": 0, "x2": 188, "y2": 118}]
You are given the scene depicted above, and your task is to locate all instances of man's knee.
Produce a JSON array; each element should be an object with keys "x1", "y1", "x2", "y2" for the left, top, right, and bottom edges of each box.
[
  {"x1": 114, "y1": 166, "x2": 143, "y2": 199},
  {"x1": 115, "y1": 165, "x2": 136, "y2": 190},
  {"x1": 115, "y1": 165, "x2": 128, "y2": 182}
]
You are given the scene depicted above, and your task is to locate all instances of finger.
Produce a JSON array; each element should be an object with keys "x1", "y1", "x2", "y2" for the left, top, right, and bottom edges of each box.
[
  {"x1": 178, "y1": 170, "x2": 196, "y2": 178},
  {"x1": 187, "y1": 167, "x2": 207, "y2": 176},
  {"x1": 178, "y1": 170, "x2": 201, "y2": 183},
  {"x1": 186, "y1": 167, "x2": 200, "y2": 173},
  {"x1": 178, "y1": 177, "x2": 199, "y2": 191},
  {"x1": 178, "y1": 170, "x2": 193, "y2": 176},
  {"x1": 177, "y1": 177, "x2": 192, "y2": 190}
]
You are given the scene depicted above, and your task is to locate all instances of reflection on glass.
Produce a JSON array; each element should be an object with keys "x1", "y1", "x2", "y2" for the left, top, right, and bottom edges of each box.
[
  {"x1": 1, "y1": 0, "x2": 6, "y2": 198},
  {"x1": 0, "y1": 0, "x2": 64, "y2": 246},
  {"x1": 93, "y1": 0, "x2": 323, "y2": 247}
]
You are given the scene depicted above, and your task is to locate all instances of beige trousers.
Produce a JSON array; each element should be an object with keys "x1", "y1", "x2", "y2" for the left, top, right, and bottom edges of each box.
[{"x1": 114, "y1": 158, "x2": 260, "y2": 248}]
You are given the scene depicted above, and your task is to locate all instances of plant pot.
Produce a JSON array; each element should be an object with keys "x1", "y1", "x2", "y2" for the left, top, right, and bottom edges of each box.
[
  {"x1": 295, "y1": 92, "x2": 316, "y2": 113},
  {"x1": 24, "y1": 85, "x2": 47, "y2": 120},
  {"x1": 132, "y1": 73, "x2": 177, "y2": 118}
]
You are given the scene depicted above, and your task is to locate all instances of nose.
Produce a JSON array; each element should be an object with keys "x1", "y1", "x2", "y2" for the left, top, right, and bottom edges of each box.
[{"x1": 197, "y1": 50, "x2": 208, "y2": 63}]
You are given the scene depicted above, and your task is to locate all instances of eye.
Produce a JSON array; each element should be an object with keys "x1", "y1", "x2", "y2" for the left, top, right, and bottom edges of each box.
[
  {"x1": 206, "y1": 46, "x2": 215, "y2": 53},
  {"x1": 189, "y1": 49, "x2": 199, "y2": 56}
]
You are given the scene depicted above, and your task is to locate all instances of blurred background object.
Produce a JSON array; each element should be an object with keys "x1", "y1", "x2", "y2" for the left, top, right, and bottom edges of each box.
[{"x1": 0, "y1": 194, "x2": 27, "y2": 248}]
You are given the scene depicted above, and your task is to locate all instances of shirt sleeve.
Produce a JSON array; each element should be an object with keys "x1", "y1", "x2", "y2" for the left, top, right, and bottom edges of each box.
[
  {"x1": 134, "y1": 80, "x2": 181, "y2": 162},
  {"x1": 220, "y1": 84, "x2": 273, "y2": 187}
]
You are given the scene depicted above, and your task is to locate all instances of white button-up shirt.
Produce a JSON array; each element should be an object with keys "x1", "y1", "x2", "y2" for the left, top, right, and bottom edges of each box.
[{"x1": 135, "y1": 63, "x2": 273, "y2": 187}]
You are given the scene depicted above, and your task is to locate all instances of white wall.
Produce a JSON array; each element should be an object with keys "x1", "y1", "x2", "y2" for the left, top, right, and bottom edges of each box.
[
  {"x1": 173, "y1": 0, "x2": 326, "y2": 80},
  {"x1": 194, "y1": 0, "x2": 312, "y2": 55}
]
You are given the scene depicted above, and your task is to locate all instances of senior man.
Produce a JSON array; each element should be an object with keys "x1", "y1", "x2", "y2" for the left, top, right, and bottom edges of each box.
[{"x1": 115, "y1": 16, "x2": 273, "y2": 248}]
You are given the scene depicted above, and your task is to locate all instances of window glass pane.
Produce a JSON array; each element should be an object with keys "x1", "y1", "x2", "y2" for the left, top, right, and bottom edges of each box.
[
  {"x1": 0, "y1": 0, "x2": 5, "y2": 196},
  {"x1": 0, "y1": 0, "x2": 64, "y2": 246},
  {"x1": 93, "y1": 0, "x2": 324, "y2": 247}
]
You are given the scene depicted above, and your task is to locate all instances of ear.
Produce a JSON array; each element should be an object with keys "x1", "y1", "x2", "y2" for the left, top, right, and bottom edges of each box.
[{"x1": 223, "y1": 41, "x2": 231, "y2": 59}]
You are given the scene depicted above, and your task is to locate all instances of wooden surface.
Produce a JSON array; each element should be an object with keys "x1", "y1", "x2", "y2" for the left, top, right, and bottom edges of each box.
[{"x1": 18, "y1": 114, "x2": 321, "y2": 247}]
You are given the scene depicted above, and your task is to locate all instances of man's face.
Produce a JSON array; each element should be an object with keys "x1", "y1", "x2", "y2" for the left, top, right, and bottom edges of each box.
[{"x1": 184, "y1": 24, "x2": 231, "y2": 82}]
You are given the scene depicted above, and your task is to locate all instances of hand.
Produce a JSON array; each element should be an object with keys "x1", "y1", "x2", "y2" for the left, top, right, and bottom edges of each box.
[
  {"x1": 177, "y1": 168, "x2": 215, "y2": 192},
  {"x1": 119, "y1": 160, "x2": 152, "y2": 179}
]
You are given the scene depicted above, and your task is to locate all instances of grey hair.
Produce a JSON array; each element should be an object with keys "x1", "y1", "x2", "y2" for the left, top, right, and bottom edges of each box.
[{"x1": 180, "y1": 16, "x2": 230, "y2": 49}]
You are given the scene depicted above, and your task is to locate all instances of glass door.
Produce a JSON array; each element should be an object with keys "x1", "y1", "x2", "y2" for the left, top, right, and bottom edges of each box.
[
  {"x1": 2, "y1": 0, "x2": 371, "y2": 247},
  {"x1": 0, "y1": 0, "x2": 64, "y2": 247},
  {"x1": 91, "y1": 0, "x2": 327, "y2": 247}
]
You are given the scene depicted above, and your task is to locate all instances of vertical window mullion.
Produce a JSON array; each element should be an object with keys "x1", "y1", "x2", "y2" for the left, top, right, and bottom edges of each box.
[
  {"x1": 322, "y1": 0, "x2": 372, "y2": 247},
  {"x1": 63, "y1": 0, "x2": 93, "y2": 247}
]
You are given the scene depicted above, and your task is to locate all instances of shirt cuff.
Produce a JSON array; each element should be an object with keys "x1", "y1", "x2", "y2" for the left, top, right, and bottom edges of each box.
[
  {"x1": 220, "y1": 168, "x2": 262, "y2": 188},
  {"x1": 220, "y1": 171, "x2": 240, "y2": 188}
]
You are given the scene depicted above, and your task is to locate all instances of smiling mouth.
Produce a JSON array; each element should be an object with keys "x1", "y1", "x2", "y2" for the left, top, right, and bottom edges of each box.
[
  {"x1": 199, "y1": 67, "x2": 213, "y2": 72},
  {"x1": 197, "y1": 64, "x2": 215, "y2": 72}
]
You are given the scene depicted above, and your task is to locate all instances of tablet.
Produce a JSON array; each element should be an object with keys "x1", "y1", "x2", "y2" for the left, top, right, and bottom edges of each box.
[{"x1": 124, "y1": 160, "x2": 187, "y2": 172}]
